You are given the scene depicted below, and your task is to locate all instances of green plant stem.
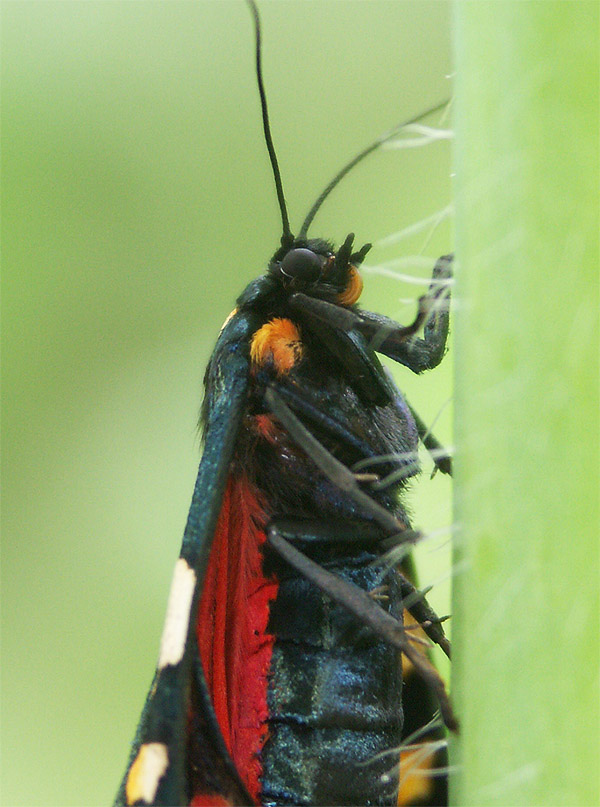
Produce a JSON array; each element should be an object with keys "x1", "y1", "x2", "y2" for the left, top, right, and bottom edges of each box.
[{"x1": 451, "y1": 2, "x2": 599, "y2": 805}]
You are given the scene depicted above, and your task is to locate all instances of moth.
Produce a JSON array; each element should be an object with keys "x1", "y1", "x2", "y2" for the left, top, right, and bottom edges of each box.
[{"x1": 116, "y1": 2, "x2": 456, "y2": 805}]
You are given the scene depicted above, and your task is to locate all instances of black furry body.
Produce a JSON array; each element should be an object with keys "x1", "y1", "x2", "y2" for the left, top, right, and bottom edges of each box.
[
  {"x1": 116, "y1": 234, "x2": 451, "y2": 807},
  {"x1": 196, "y1": 240, "x2": 450, "y2": 805}
]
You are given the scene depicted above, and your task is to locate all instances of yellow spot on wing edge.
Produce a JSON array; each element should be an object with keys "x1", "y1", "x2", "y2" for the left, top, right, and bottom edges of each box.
[
  {"x1": 126, "y1": 743, "x2": 169, "y2": 805},
  {"x1": 397, "y1": 746, "x2": 436, "y2": 806},
  {"x1": 220, "y1": 307, "x2": 238, "y2": 333},
  {"x1": 157, "y1": 558, "x2": 197, "y2": 670},
  {"x1": 401, "y1": 608, "x2": 429, "y2": 678}
]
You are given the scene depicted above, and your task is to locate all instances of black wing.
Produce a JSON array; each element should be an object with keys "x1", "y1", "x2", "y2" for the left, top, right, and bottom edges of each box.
[{"x1": 115, "y1": 312, "x2": 254, "y2": 807}]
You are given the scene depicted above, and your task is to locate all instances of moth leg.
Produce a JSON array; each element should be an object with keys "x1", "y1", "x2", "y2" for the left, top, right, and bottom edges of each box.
[
  {"x1": 397, "y1": 572, "x2": 451, "y2": 658},
  {"x1": 264, "y1": 386, "x2": 416, "y2": 538},
  {"x1": 288, "y1": 255, "x2": 451, "y2": 381},
  {"x1": 287, "y1": 294, "x2": 395, "y2": 406},
  {"x1": 268, "y1": 517, "x2": 450, "y2": 657},
  {"x1": 267, "y1": 515, "x2": 385, "y2": 550},
  {"x1": 406, "y1": 400, "x2": 453, "y2": 477},
  {"x1": 359, "y1": 254, "x2": 452, "y2": 373},
  {"x1": 269, "y1": 374, "x2": 382, "y2": 460},
  {"x1": 266, "y1": 524, "x2": 458, "y2": 732}
]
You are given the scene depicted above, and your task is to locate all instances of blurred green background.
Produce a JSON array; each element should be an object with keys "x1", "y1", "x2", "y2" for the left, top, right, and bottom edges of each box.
[{"x1": 2, "y1": 2, "x2": 452, "y2": 804}]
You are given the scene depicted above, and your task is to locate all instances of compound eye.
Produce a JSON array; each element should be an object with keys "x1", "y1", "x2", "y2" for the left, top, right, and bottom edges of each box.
[{"x1": 280, "y1": 248, "x2": 323, "y2": 283}]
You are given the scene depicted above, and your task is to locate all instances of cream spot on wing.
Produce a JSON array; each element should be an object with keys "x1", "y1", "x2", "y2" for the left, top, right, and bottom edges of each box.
[
  {"x1": 126, "y1": 743, "x2": 169, "y2": 805},
  {"x1": 157, "y1": 558, "x2": 196, "y2": 670}
]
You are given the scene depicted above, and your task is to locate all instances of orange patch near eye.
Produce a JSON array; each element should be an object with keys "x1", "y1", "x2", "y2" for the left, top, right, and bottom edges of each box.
[
  {"x1": 250, "y1": 318, "x2": 303, "y2": 374},
  {"x1": 337, "y1": 265, "x2": 363, "y2": 305}
]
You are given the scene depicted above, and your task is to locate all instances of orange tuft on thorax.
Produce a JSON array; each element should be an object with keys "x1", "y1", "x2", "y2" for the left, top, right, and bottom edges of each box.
[{"x1": 250, "y1": 318, "x2": 303, "y2": 374}]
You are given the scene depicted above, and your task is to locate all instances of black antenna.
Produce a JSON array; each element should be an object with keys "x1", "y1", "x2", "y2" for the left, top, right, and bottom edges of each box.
[
  {"x1": 247, "y1": 0, "x2": 293, "y2": 246},
  {"x1": 298, "y1": 98, "x2": 451, "y2": 239}
]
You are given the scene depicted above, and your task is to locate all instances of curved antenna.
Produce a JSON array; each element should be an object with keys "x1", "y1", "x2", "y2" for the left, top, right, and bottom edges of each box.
[
  {"x1": 247, "y1": 0, "x2": 293, "y2": 246},
  {"x1": 298, "y1": 98, "x2": 451, "y2": 240}
]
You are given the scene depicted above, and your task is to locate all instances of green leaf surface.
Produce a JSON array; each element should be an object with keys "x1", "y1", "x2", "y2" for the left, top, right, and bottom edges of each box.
[{"x1": 451, "y1": 2, "x2": 599, "y2": 805}]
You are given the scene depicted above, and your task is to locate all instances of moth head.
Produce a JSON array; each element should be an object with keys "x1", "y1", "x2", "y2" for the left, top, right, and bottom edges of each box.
[
  {"x1": 280, "y1": 248, "x2": 325, "y2": 285},
  {"x1": 270, "y1": 234, "x2": 370, "y2": 306}
]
